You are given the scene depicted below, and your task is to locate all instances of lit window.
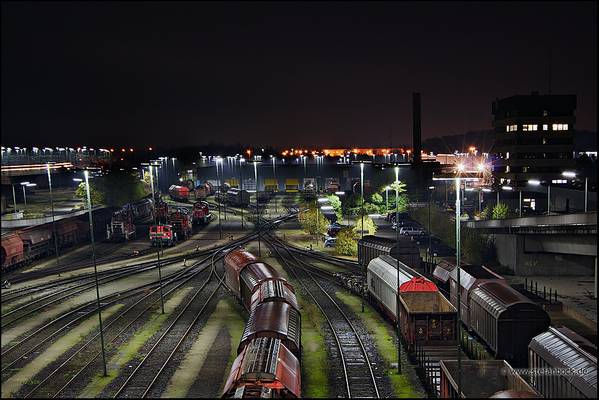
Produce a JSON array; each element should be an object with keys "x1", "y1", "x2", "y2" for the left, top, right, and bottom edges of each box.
[
  {"x1": 522, "y1": 125, "x2": 528, "y2": 131},
  {"x1": 506, "y1": 166, "x2": 510, "y2": 173},
  {"x1": 523, "y1": 124, "x2": 538, "y2": 131},
  {"x1": 542, "y1": 138, "x2": 547, "y2": 144},
  {"x1": 543, "y1": 124, "x2": 548, "y2": 131},
  {"x1": 543, "y1": 110, "x2": 548, "y2": 116},
  {"x1": 505, "y1": 126, "x2": 509, "y2": 132},
  {"x1": 506, "y1": 124, "x2": 518, "y2": 132},
  {"x1": 532, "y1": 124, "x2": 538, "y2": 131},
  {"x1": 506, "y1": 152, "x2": 510, "y2": 159},
  {"x1": 552, "y1": 123, "x2": 568, "y2": 131},
  {"x1": 563, "y1": 124, "x2": 568, "y2": 130}
]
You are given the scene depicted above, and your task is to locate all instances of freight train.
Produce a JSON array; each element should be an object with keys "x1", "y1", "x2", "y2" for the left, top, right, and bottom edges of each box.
[
  {"x1": 222, "y1": 248, "x2": 301, "y2": 398},
  {"x1": 1, "y1": 207, "x2": 114, "y2": 272}
]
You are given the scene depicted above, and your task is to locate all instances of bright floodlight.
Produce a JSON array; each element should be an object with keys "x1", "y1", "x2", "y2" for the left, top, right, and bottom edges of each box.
[
  {"x1": 482, "y1": 188, "x2": 492, "y2": 192},
  {"x1": 562, "y1": 171, "x2": 576, "y2": 178},
  {"x1": 20, "y1": 181, "x2": 30, "y2": 186},
  {"x1": 477, "y1": 163, "x2": 486, "y2": 172},
  {"x1": 335, "y1": 191, "x2": 345, "y2": 196},
  {"x1": 465, "y1": 188, "x2": 474, "y2": 192},
  {"x1": 317, "y1": 198, "x2": 329, "y2": 203},
  {"x1": 428, "y1": 186, "x2": 435, "y2": 190},
  {"x1": 73, "y1": 178, "x2": 83, "y2": 182},
  {"x1": 320, "y1": 206, "x2": 334, "y2": 211},
  {"x1": 27, "y1": 183, "x2": 37, "y2": 187},
  {"x1": 456, "y1": 163, "x2": 465, "y2": 173},
  {"x1": 528, "y1": 179, "x2": 541, "y2": 186},
  {"x1": 502, "y1": 186, "x2": 513, "y2": 191}
]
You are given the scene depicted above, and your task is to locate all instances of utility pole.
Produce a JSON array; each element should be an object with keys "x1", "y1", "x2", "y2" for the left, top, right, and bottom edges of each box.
[
  {"x1": 394, "y1": 166, "x2": 402, "y2": 375},
  {"x1": 47, "y1": 164, "x2": 60, "y2": 266}
]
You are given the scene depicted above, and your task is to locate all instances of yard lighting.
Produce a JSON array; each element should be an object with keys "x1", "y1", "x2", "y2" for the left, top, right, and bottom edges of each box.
[{"x1": 562, "y1": 171, "x2": 576, "y2": 178}]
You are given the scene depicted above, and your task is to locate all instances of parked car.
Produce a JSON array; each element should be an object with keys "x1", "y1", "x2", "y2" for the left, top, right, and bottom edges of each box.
[
  {"x1": 324, "y1": 236, "x2": 337, "y2": 247},
  {"x1": 400, "y1": 227, "x2": 426, "y2": 236}
]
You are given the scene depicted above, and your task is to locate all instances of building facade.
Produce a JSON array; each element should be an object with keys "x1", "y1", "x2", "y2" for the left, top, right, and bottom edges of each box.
[{"x1": 492, "y1": 93, "x2": 576, "y2": 189}]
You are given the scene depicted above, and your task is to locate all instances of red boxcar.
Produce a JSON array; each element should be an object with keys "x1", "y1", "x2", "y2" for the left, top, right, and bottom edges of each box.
[
  {"x1": 238, "y1": 301, "x2": 301, "y2": 358},
  {"x1": 224, "y1": 249, "x2": 260, "y2": 298},
  {"x1": 249, "y1": 278, "x2": 298, "y2": 313},
  {"x1": 222, "y1": 337, "x2": 301, "y2": 399}
]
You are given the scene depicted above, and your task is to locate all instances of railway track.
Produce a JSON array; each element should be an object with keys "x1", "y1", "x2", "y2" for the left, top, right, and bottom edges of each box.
[
  {"x1": 2, "y1": 211, "x2": 296, "y2": 398},
  {"x1": 267, "y1": 237, "x2": 381, "y2": 398}
]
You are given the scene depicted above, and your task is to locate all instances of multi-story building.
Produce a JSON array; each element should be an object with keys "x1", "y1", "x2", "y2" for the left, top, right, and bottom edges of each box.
[{"x1": 492, "y1": 92, "x2": 576, "y2": 189}]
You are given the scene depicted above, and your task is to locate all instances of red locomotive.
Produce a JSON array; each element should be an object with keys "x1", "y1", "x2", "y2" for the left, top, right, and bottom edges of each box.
[
  {"x1": 107, "y1": 209, "x2": 136, "y2": 241},
  {"x1": 169, "y1": 184, "x2": 190, "y2": 202},
  {"x1": 155, "y1": 201, "x2": 169, "y2": 224},
  {"x1": 222, "y1": 249, "x2": 301, "y2": 398},
  {"x1": 192, "y1": 201, "x2": 212, "y2": 225},
  {"x1": 194, "y1": 181, "x2": 214, "y2": 200},
  {"x1": 149, "y1": 225, "x2": 175, "y2": 247},
  {"x1": 168, "y1": 208, "x2": 192, "y2": 241}
]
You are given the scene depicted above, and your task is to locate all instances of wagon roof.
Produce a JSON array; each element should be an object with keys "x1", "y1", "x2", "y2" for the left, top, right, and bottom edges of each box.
[
  {"x1": 449, "y1": 264, "x2": 504, "y2": 290},
  {"x1": 359, "y1": 235, "x2": 417, "y2": 250},
  {"x1": 400, "y1": 291, "x2": 456, "y2": 313},
  {"x1": 529, "y1": 326, "x2": 597, "y2": 398}
]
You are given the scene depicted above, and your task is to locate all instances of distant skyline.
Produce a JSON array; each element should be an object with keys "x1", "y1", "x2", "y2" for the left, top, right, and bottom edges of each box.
[{"x1": 2, "y1": 2, "x2": 597, "y2": 149}]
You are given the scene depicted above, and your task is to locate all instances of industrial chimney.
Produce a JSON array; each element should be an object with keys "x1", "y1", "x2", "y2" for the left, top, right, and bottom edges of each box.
[{"x1": 412, "y1": 92, "x2": 422, "y2": 164}]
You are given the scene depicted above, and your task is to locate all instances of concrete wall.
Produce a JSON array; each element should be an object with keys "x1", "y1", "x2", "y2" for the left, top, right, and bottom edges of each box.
[{"x1": 489, "y1": 233, "x2": 595, "y2": 276}]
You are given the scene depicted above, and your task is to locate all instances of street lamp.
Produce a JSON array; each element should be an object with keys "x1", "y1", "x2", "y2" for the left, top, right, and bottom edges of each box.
[
  {"x1": 46, "y1": 163, "x2": 60, "y2": 266},
  {"x1": 385, "y1": 185, "x2": 391, "y2": 213},
  {"x1": 253, "y1": 160, "x2": 261, "y2": 256},
  {"x1": 562, "y1": 171, "x2": 588, "y2": 212},
  {"x1": 427, "y1": 186, "x2": 435, "y2": 268},
  {"x1": 433, "y1": 171, "x2": 480, "y2": 398},
  {"x1": 215, "y1": 158, "x2": 223, "y2": 239},
  {"x1": 75, "y1": 171, "x2": 108, "y2": 376},
  {"x1": 360, "y1": 162, "x2": 365, "y2": 240},
  {"x1": 394, "y1": 166, "x2": 402, "y2": 375}
]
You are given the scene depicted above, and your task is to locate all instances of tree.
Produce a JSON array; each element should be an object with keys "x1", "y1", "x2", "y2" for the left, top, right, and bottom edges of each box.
[
  {"x1": 335, "y1": 227, "x2": 358, "y2": 256},
  {"x1": 327, "y1": 194, "x2": 343, "y2": 220},
  {"x1": 479, "y1": 205, "x2": 492, "y2": 220},
  {"x1": 75, "y1": 171, "x2": 150, "y2": 208},
  {"x1": 353, "y1": 215, "x2": 377, "y2": 236},
  {"x1": 492, "y1": 203, "x2": 509, "y2": 220},
  {"x1": 298, "y1": 206, "x2": 328, "y2": 236},
  {"x1": 75, "y1": 182, "x2": 104, "y2": 205},
  {"x1": 371, "y1": 192, "x2": 383, "y2": 205}
]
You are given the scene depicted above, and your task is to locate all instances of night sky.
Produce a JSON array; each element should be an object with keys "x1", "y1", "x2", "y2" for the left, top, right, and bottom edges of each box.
[{"x1": 2, "y1": 2, "x2": 596, "y2": 149}]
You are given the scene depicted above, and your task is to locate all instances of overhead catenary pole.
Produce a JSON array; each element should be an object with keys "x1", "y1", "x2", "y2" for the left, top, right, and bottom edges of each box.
[
  {"x1": 239, "y1": 158, "x2": 244, "y2": 229},
  {"x1": 11, "y1": 184, "x2": 17, "y2": 217},
  {"x1": 360, "y1": 162, "x2": 364, "y2": 239},
  {"x1": 217, "y1": 159, "x2": 222, "y2": 239},
  {"x1": 584, "y1": 177, "x2": 588, "y2": 213},
  {"x1": 84, "y1": 170, "x2": 108, "y2": 377},
  {"x1": 148, "y1": 164, "x2": 164, "y2": 314}
]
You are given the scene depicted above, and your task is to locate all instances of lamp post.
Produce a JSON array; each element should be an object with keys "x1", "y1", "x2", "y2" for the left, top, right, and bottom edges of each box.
[
  {"x1": 385, "y1": 185, "x2": 390, "y2": 213},
  {"x1": 272, "y1": 156, "x2": 278, "y2": 215},
  {"x1": 433, "y1": 170, "x2": 481, "y2": 399},
  {"x1": 144, "y1": 162, "x2": 165, "y2": 314},
  {"x1": 394, "y1": 166, "x2": 402, "y2": 374},
  {"x1": 76, "y1": 172, "x2": 108, "y2": 376},
  {"x1": 239, "y1": 157, "x2": 244, "y2": 229},
  {"x1": 360, "y1": 162, "x2": 364, "y2": 240},
  {"x1": 20, "y1": 182, "x2": 30, "y2": 212},
  {"x1": 428, "y1": 186, "x2": 434, "y2": 268},
  {"x1": 502, "y1": 185, "x2": 514, "y2": 215},
  {"x1": 11, "y1": 184, "x2": 17, "y2": 217},
  {"x1": 46, "y1": 164, "x2": 60, "y2": 266},
  {"x1": 253, "y1": 160, "x2": 261, "y2": 256},
  {"x1": 216, "y1": 158, "x2": 222, "y2": 239}
]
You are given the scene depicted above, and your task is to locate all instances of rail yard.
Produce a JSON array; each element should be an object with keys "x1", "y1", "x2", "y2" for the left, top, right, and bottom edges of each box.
[{"x1": 1, "y1": 181, "x2": 595, "y2": 399}]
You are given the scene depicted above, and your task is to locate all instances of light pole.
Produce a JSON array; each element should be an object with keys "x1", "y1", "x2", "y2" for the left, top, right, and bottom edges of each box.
[
  {"x1": 433, "y1": 170, "x2": 480, "y2": 399},
  {"x1": 76, "y1": 171, "x2": 108, "y2": 376},
  {"x1": 239, "y1": 157, "x2": 244, "y2": 229},
  {"x1": 562, "y1": 171, "x2": 587, "y2": 212},
  {"x1": 47, "y1": 164, "x2": 60, "y2": 266},
  {"x1": 428, "y1": 186, "x2": 434, "y2": 268},
  {"x1": 272, "y1": 156, "x2": 277, "y2": 215},
  {"x1": 394, "y1": 166, "x2": 402, "y2": 374},
  {"x1": 254, "y1": 160, "x2": 261, "y2": 256},
  {"x1": 360, "y1": 162, "x2": 364, "y2": 240},
  {"x1": 502, "y1": 186, "x2": 514, "y2": 215},
  {"x1": 144, "y1": 162, "x2": 165, "y2": 314},
  {"x1": 385, "y1": 185, "x2": 390, "y2": 213},
  {"x1": 20, "y1": 182, "x2": 30, "y2": 212},
  {"x1": 11, "y1": 184, "x2": 17, "y2": 217},
  {"x1": 216, "y1": 158, "x2": 222, "y2": 239}
]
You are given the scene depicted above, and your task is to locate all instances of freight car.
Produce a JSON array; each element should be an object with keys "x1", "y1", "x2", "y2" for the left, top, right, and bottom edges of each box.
[
  {"x1": 169, "y1": 185, "x2": 190, "y2": 202},
  {"x1": 528, "y1": 326, "x2": 597, "y2": 398},
  {"x1": 227, "y1": 188, "x2": 251, "y2": 207},
  {"x1": 367, "y1": 255, "x2": 457, "y2": 350},
  {"x1": 468, "y1": 281, "x2": 550, "y2": 367},
  {"x1": 222, "y1": 249, "x2": 301, "y2": 398},
  {"x1": 439, "y1": 360, "x2": 539, "y2": 398},
  {"x1": 192, "y1": 201, "x2": 212, "y2": 225},
  {"x1": 284, "y1": 178, "x2": 299, "y2": 193},
  {"x1": 222, "y1": 337, "x2": 301, "y2": 398},
  {"x1": 1, "y1": 207, "x2": 114, "y2": 272},
  {"x1": 155, "y1": 201, "x2": 170, "y2": 223},
  {"x1": 358, "y1": 235, "x2": 422, "y2": 271}
]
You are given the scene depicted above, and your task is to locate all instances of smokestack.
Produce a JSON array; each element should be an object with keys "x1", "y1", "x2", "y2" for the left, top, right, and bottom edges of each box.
[{"x1": 412, "y1": 92, "x2": 422, "y2": 164}]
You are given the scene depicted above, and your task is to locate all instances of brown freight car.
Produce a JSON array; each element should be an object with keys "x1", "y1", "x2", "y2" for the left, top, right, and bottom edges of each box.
[
  {"x1": 238, "y1": 301, "x2": 301, "y2": 358},
  {"x1": 248, "y1": 278, "x2": 298, "y2": 313},
  {"x1": 1, "y1": 233, "x2": 24, "y2": 271},
  {"x1": 399, "y1": 290, "x2": 457, "y2": 350},
  {"x1": 439, "y1": 359, "x2": 539, "y2": 398},
  {"x1": 224, "y1": 249, "x2": 259, "y2": 298}
]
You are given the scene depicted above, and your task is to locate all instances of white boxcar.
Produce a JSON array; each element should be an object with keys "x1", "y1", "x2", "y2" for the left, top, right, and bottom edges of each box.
[{"x1": 367, "y1": 255, "x2": 420, "y2": 321}]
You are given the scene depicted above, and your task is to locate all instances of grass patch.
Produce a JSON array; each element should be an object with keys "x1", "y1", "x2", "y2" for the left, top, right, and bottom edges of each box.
[
  {"x1": 335, "y1": 291, "x2": 424, "y2": 398},
  {"x1": 221, "y1": 298, "x2": 247, "y2": 393}
]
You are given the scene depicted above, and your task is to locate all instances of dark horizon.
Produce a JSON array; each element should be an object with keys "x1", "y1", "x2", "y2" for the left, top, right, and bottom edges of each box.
[{"x1": 2, "y1": 2, "x2": 597, "y2": 149}]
